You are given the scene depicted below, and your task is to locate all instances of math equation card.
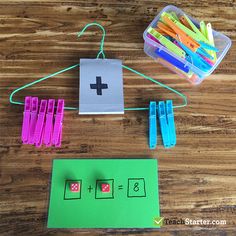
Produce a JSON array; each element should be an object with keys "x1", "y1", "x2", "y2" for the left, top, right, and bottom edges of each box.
[
  {"x1": 47, "y1": 159, "x2": 160, "y2": 228},
  {"x1": 79, "y1": 59, "x2": 124, "y2": 115}
]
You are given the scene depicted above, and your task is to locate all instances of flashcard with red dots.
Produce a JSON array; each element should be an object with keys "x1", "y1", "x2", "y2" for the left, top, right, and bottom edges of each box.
[{"x1": 47, "y1": 159, "x2": 159, "y2": 228}]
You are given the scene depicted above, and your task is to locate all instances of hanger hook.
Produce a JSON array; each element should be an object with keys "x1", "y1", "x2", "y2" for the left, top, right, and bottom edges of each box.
[{"x1": 77, "y1": 22, "x2": 106, "y2": 59}]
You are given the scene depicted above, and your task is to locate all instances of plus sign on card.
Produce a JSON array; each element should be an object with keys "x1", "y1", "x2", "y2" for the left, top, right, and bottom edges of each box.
[{"x1": 79, "y1": 59, "x2": 124, "y2": 114}]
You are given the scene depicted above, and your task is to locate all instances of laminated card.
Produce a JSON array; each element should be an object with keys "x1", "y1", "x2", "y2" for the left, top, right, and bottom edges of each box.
[
  {"x1": 47, "y1": 159, "x2": 160, "y2": 228},
  {"x1": 79, "y1": 59, "x2": 124, "y2": 114}
]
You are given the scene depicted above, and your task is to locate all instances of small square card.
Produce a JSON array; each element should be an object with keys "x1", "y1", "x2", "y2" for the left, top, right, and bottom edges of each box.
[{"x1": 79, "y1": 59, "x2": 124, "y2": 114}]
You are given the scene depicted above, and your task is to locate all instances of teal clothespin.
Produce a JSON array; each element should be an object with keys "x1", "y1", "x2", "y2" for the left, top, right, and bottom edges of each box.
[
  {"x1": 158, "y1": 101, "x2": 170, "y2": 148},
  {"x1": 175, "y1": 40, "x2": 212, "y2": 72},
  {"x1": 149, "y1": 101, "x2": 157, "y2": 149},
  {"x1": 166, "y1": 100, "x2": 176, "y2": 147},
  {"x1": 158, "y1": 100, "x2": 176, "y2": 148}
]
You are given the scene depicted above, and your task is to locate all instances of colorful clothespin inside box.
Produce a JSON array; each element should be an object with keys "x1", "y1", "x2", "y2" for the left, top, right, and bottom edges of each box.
[
  {"x1": 21, "y1": 97, "x2": 64, "y2": 148},
  {"x1": 143, "y1": 5, "x2": 232, "y2": 85},
  {"x1": 149, "y1": 100, "x2": 176, "y2": 149}
]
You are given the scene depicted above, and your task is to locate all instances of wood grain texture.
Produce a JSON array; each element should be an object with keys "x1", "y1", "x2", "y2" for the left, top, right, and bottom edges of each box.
[{"x1": 0, "y1": 0, "x2": 236, "y2": 235}]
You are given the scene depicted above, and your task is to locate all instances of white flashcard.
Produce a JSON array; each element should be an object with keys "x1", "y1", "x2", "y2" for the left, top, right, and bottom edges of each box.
[{"x1": 79, "y1": 59, "x2": 124, "y2": 114}]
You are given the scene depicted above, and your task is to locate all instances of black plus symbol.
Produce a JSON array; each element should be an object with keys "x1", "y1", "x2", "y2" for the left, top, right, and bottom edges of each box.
[
  {"x1": 90, "y1": 76, "x2": 108, "y2": 95},
  {"x1": 88, "y1": 185, "x2": 93, "y2": 193}
]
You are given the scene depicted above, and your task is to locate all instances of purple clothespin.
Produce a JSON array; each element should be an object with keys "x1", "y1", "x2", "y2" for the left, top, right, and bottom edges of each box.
[
  {"x1": 21, "y1": 96, "x2": 31, "y2": 144},
  {"x1": 43, "y1": 99, "x2": 55, "y2": 147},
  {"x1": 52, "y1": 99, "x2": 64, "y2": 147},
  {"x1": 28, "y1": 97, "x2": 39, "y2": 144},
  {"x1": 34, "y1": 100, "x2": 47, "y2": 147}
]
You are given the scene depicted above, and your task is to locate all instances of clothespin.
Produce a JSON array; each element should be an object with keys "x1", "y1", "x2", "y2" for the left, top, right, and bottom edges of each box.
[
  {"x1": 183, "y1": 14, "x2": 209, "y2": 43},
  {"x1": 175, "y1": 40, "x2": 212, "y2": 72},
  {"x1": 43, "y1": 99, "x2": 55, "y2": 147},
  {"x1": 158, "y1": 100, "x2": 176, "y2": 148},
  {"x1": 21, "y1": 96, "x2": 31, "y2": 144},
  {"x1": 28, "y1": 97, "x2": 39, "y2": 144},
  {"x1": 166, "y1": 100, "x2": 176, "y2": 146},
  {"x1": 147, "y1": 27, "x2": 186, "y2": 58},
  {"x1": 155, "y1": 48, "x2": 190, "y2": 73},
  {"x1": 157, "y1": 22, "x2": 176, "y2": 38},
  {"x1": 34, "y1": 100, "x2": 47, "y2": 147},
  {"x1": 162, "y1": 13, "x2": 200, "y2": 52},
  {"x1": 206, "y1": 23, "x2": 217, "y2": 61},
  {"x1": 170, "y1": 11, "x2": 179, "y2": 22},
  {"x1": 200, "y1": 21, "x2": 207, "y2": 38},
  {"x1": 52, "y1": 99, "x2": 64, "y2": 147},
  {"x1": 179, "y1": 16, "x2": 192, "y2": 29},
  {"x1": 158, "y1": 101, "x2": 170, "y2": 148},
  {"x1": 162, "y1": 13, "x2": 218, "y2": 57},
  {"x1": 149, "y1": 101, "x2": 157, "y2": 149}
]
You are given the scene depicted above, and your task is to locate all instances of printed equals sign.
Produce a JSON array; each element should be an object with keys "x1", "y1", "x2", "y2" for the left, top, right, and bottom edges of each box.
[{"x1": 118, "y1": 185, "x2": 123, "y2": 190}]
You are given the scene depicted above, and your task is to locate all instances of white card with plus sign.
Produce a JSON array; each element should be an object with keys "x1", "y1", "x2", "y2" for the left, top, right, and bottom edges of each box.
[{"x1": 79, "y1": 59, "x2": 124, "y2": 114}]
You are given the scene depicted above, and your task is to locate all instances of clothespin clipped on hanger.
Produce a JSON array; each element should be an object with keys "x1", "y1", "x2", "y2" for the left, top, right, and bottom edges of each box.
[
  {"x1": 52, "y1": 99, "x2": 64, "y2": 147},
  {"x1": 34, "y1": 100, "x2": 47, "y2": 147},
  {"x1": 28, "y1": 97, "x2": 39, "y2": 144},
  {"x1": 148, "y1": 100, "x2": 176, "y2": 149},
  {"x1": 21, "y1": 96, "x2": 31, "y2": 144},
  {"x1": 158, "y1": 100, "x2": 176, "y2": 148},
  {"x1": 166, "y1": 100, "x2": 176, "y2": 147},
  {"x1": 149, "y1": 101, "x2": 157, "y2": 149},
  {"x1": 43, "y1": 99, "x2": 55, "y2": 147},
  {"x1": 21, "y1": 97, "x2": 64, "y2": 148}
]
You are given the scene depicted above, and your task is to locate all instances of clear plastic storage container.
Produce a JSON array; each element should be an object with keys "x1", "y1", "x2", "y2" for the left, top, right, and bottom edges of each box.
[{"x1": 143, "y1": 5, "x2": 232, "y2": 85}]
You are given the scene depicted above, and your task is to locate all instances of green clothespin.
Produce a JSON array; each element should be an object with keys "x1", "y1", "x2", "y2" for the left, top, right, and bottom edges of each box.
[
  {"x1": 170, "y1": 11, "x2": 179, "y2": 21},
  {"x1": 147, "y1": 27, "x2": 186, "y2": 58},
  {"x1": 200, "y1": 21, "x2": 207, "y2": 38},
  {"x1": 184, "y1": 14, "x2": 210, "y2": 43}
]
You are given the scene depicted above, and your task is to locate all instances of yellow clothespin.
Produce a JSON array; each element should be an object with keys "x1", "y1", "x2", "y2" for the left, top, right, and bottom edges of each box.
[{"x1": 206, "y1": 23, "x2": 217, "y2": 61}]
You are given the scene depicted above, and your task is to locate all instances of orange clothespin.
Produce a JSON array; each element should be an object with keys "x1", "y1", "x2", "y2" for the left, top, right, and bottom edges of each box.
[
  {"x1": 162, "y1": 14, "x2": 200, "y2": 52},
  {"x1": 179, "y1": 16, "x2": 192, "y2": 29},
  {"x1": 155, "y1": 28, "x2": 169, "y2": 36},
  {"x1": 157, "y1": 22, "x2": 176, "y2": 37}
]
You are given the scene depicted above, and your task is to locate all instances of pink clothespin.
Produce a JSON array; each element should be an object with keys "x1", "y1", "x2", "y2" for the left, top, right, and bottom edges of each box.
[
  {"x1": 21, "y1": 96, "x2": 31, "y2": 144},
  {"x1": 52, "y1": 99, "x2": 64, "y2": 147},
  {"x1": 43, "y1": 99, "x2": 55, "y2": 147},
  {"x1": 28, "y1": 97, "x2": 39, "y2": 144},
  {"x1": 34, "y1": 100, "x2": 47, "y2": 147}
]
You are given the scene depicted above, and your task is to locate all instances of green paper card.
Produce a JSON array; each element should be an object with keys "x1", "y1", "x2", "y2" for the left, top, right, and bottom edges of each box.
[{"x1": 47, "y1": 159, "x2": 160, "y2": 228}]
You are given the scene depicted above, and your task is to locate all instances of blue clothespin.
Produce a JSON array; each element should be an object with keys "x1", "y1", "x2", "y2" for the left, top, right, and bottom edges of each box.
[
  {"x1": 149, "y1": 101, "x2": 157, "y2": 149},
  {"x1": 199, "y1": 41, "x2": 218, "y2": 52},
  {"x1": 155, "y1": 48, "x2": 190, "y2": 73},
  {"x1": 158, "y1": 101, "x2": 170, "y2": 148},
  {"x1": 158, "y1": 100, "x2": 176, "y2": 148},
  {"x1": 175, "y1": 40, "x2": 212, "y2": 72},
  {"x1": 166, "y1": 100, "x2": 176, "y2": 146}
]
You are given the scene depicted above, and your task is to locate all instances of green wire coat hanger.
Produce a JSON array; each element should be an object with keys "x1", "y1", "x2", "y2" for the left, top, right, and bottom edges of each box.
[{"x1": 9, "y1": 22, "x2": 187, "y2": 111}]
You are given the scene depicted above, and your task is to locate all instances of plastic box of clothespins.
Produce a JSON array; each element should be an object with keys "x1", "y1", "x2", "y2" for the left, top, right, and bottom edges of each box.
[{"x1": 143, "y1": 5, "x2": 232, "y2": 85}]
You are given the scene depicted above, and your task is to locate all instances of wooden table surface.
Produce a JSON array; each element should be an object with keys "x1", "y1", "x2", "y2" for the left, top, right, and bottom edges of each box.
[{"x1": 0, "y1": 0, "x2": 236, "y2": 235}]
